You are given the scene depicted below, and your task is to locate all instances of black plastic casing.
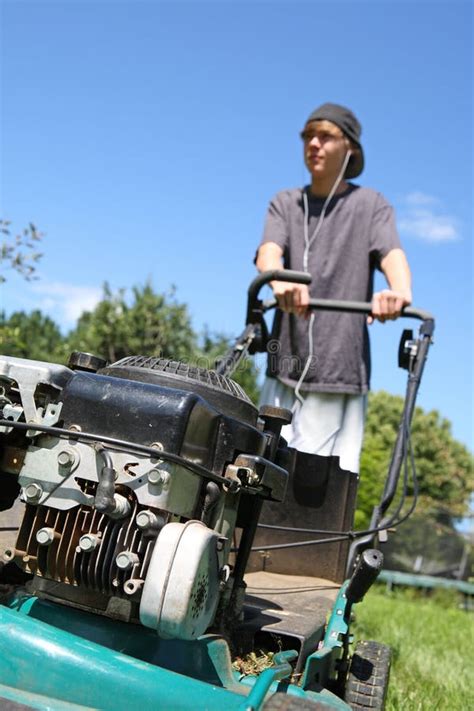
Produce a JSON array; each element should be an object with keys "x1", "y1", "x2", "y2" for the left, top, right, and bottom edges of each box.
[{"x1": 59, "y1": 371, "x2": 266, "y2": 477}]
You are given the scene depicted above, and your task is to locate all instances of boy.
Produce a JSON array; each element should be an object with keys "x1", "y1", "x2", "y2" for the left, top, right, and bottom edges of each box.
[{"x1": 255, "y1": 102, "x2": 411, "y2": 473}]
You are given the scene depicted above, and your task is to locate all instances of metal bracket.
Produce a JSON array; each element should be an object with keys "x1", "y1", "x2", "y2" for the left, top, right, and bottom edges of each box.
[
  {"x1": 301, "y1": 582, "x2": 350, "y2": 689},
  {"x1": 0, "y1": 404, "x2": 23, "y2": 434},
  {"x1": 0, "y1": 357, "x2": 71, "y2": 436}
]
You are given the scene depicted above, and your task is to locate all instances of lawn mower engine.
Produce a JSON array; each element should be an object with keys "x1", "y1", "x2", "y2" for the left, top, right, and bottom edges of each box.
[{"x1": 0, "y1": 353, "x2": 290, "y2": 641}]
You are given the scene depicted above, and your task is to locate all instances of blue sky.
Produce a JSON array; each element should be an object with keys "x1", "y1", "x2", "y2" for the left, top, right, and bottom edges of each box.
[{"x1": 0, "y1": 0, "x2": 472, "y2": 451}]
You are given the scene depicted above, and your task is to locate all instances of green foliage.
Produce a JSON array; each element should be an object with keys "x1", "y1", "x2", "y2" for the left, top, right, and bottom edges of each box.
[
  {"x1": 65, "y1": 282, "x2": 197, "y2": 364},
  {"x1": 1, "y1": 289, "x2": 471, "y2": 526},
  {"x1": 196, "y1": 328, "x2": 260, "y2": 404},
  {"x1": 356, "y1": 391, "x2": 473, "y2": 528},
  {"x1": 0, "y1": 310, "x2": 64, "y2": 363},
  {"x1": 0, "y1": 220, "x2": 43, "y2": 282},
  {"x1": 353, "y1": 589, "x2": 474, "y2": 710},
  {"x1": 0, "y1": 280, "x2": 260, "y2": 403}
]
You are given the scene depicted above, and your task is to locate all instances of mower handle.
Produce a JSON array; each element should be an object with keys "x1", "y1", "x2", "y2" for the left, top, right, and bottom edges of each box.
[
  {"x1": 263, "y1": 298, "x2": 434, "y2": 323},
  {"x1": 246, "y1": 270, "x2": 311, "y2": 324},
  {"x1": 247, "y1": 270, "x2": 434, "y2": 323}
]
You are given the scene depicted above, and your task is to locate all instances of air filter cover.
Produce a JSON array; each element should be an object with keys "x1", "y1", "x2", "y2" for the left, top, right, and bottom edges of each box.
[{"x1": 140, "y1": 521, "x2": 221, "y2": 640}]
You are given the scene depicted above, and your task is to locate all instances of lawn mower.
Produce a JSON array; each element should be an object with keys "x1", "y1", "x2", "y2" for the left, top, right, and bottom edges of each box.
[{"x1": 0, "y1": 269, "x2": 434, "y2": 710}]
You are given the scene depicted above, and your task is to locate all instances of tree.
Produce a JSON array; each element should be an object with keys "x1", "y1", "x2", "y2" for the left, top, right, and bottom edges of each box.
[
  {"x1": 0, "y1": 310, "x2": 65, "y2": 363},
  {"x1": 356, "y1": 390, "x2": 473, "y2": 528},
  {"x1": 65, "y1": 282, "x2": 260, "y2": 402},
  {"x1": 198, "y1": 328, "x2": 260, "y2": 405},
  {"x1": 0, "y1": 221, "x2": 43, "y2": 282},
  {"x1": 66, "y1": 282, "x2": 197, "y2": 363}
]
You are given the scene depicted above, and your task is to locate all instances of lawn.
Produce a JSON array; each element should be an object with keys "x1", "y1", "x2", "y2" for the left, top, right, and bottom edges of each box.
[{"x1": 353, "y1": 586, "x2": 474, "y2": 710}]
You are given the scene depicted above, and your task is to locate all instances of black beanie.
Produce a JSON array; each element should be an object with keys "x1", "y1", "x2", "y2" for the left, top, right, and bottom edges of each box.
[{"x1": 304, "y1": 102, "x2": 364, "y2": 178}]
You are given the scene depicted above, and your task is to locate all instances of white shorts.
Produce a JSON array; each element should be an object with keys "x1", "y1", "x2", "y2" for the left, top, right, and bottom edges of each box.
[{"x1": 259, "y1": 377, "x2": 367, "y2": 474}]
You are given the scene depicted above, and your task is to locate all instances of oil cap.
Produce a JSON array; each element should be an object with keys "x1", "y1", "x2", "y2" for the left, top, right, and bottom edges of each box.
[{"x1": 68, "y1": 352, "x2": 107, "y2": 372}]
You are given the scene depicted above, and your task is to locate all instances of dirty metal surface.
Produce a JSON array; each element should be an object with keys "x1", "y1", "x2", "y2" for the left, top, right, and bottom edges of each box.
[
  {"x1": 246, "y1": 455, "x2": 357, "y2": 583},
  {"x1": 241, "y1": 571, "x2": 340, "y2": 673}
]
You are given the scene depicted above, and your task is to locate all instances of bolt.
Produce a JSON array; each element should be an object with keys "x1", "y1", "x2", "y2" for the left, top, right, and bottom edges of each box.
[
  {"x1": 147, "y1": 468, "x2": 170, "y2": 486},
  {"x1": 246, "y1": 471, "x2": 260, "y2": 486},
  {"x1": 78, "y1": 534, "x2": 101, "y2": 553},
  {"x1": 136, "y1": 510, "x2": 163, "y2": 530},
  {"x1": 36, "y1": 527, "x2": 56, "y2": 546},
  {"x1": 57, "y1": 449, "x2": 74, "y2": 467},
  {"x1": 150, "y1": 442, "x2": 164, "y2": 451},
  {"x1": 115, "y1": 551, "x2": 139, "y2": 571},
  {"x1": 24, "y1": 483, "x2": 43, "y2": 502},
  {"x1": 336, "y1": 609, "x2": 343, "y2": 616}
]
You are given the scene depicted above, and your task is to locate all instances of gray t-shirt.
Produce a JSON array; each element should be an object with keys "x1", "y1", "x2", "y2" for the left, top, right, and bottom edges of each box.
[{"x1": 259, "y1": 184, "x2": 401, "y2": 394}]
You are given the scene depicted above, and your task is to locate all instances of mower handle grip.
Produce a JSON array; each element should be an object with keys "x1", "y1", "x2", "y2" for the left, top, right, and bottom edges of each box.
[
  {"x1": 247, "y1": 270, "x2": 434, "y2": 324},
  {"x1": 262, "y1": 298, "x2": 434, "y2": 323},
  {"x1": 246, "y1": 270, "x2": 311, "y2": 324}
]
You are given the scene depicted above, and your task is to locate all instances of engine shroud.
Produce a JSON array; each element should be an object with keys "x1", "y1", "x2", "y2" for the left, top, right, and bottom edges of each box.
[{"x1": 1, "y1": 355, "x2": 288, "y2": 639}]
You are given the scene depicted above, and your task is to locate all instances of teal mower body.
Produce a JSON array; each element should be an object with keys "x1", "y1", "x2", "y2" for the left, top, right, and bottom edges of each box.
[{"x1": 0, "y1": 271, "x2": 434, "y2": 710}]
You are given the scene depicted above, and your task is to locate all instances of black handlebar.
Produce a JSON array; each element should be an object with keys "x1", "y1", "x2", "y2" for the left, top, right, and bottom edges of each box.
[
  {"x1": 246, "y1": 270, "x2": 311, "y2": 324},
  {"x1": 248, "y1": 270, "x2": 434, "y2": 324},
  {"x1": 262, "y1": 297, "x2": 434, "y2": 323},
  {"x1": 238, "y1": 270, "x2": 435, "y2": 573}
]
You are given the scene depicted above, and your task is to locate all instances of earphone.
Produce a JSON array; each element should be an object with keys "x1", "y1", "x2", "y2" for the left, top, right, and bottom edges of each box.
[{"x1": 293, "y1": 149, "x2": 352, "y2": 407}]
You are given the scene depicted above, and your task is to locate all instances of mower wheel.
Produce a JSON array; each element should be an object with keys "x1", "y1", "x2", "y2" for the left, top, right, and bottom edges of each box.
[
  {"x1": 344, "y1": 640, "x2": 391, "y2": 710},
  {"x1": 263, "y1": 694, "x2": 337, "y2": 710}
]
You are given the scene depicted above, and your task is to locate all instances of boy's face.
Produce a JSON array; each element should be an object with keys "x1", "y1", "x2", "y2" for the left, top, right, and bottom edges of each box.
[{"x1": 301, "y1": 119, "x2": 350, "y2": 182}]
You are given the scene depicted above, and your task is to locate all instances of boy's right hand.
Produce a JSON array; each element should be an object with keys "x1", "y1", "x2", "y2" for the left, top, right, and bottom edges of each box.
[{"x1": 271, "y1": 281, "x2": 310, "y2": 318}]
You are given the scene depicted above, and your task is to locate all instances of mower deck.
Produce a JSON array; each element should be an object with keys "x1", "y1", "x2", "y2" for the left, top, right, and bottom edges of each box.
[{"x1": 241, "y1": 571, "x2": 340, "y2": 673}]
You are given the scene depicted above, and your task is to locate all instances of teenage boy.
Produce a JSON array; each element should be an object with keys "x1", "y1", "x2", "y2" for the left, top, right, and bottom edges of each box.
[{"x1": 255, "y1": 102, "x2": 412, "y2": 473}]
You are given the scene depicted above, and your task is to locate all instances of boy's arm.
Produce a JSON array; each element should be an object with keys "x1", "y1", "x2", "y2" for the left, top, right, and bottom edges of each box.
[
  {"x1": 256, "y1": 242, "x2": 310, "y2": 317},
  {"x1": 370, "y1": 248, "x2": 412, "y2": 323}
]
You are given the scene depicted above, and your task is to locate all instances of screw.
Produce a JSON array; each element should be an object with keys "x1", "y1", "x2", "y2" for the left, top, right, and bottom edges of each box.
[
  {"x1": 57, "y1": 450, "x2": 74, "y2": 467},
  {"x1": 77, "y1": 534, "x2": 101, "y2": 553},
  {"x1": 24, "y1": 483, "x2": 43, "y2": 502},
  {"x1": 36, "y1": 527, "x2": 56, "y2": 546},
  {"x1": 115, "y1": 551, "x2": 139, "y2": 571},
  {"x1": 150, "y1": 442, "x2": 164, "y2": 451},
  {"x1": 136, "y1": 510, "x2": 163, "y2": 530},
  {"x1": 147, "y1": 468, "x2": 170, "y2": 485}
]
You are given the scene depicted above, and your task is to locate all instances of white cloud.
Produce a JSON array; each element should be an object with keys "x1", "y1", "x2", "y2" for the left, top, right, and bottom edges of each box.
[
  {"x1": 32, "y1": 282, "x2": 102, "y2": 324},
  {"x1": 399, "y1": 193, "x2": 460, "y2": 243},
  {"x1": 405, "y1": 191, "x2": 438, "y2": 206}
]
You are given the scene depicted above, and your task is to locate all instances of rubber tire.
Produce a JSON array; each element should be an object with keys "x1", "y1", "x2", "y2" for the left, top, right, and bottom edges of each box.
[
  {"x1": 344, "y1": 640, "x2": 391, "y2": 710},
  {"x1": 263, "y1": 694, "x2": 336, "y2": 710}
]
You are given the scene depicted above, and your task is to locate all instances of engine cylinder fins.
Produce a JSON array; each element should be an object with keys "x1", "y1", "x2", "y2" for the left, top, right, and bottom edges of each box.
[
  {"x1": 13, "y1": 500, "x2": 157, "y2": 599},
  {"x1": 139, "y1": 520, "x2": 222, "y2": 640},
  {"x1": 100, "y1": 356, "x2": 258, "y2": 426}
]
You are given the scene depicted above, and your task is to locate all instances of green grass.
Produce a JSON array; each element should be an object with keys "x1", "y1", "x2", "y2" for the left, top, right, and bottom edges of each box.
[{"x1": 352, "y1": 586, "x2": 474, "y2": 710}]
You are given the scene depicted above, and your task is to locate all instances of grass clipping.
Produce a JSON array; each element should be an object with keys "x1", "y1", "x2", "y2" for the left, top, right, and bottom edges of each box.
[{"x1": 233, "y1": 650, "x2": 276, "y2": 677}]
